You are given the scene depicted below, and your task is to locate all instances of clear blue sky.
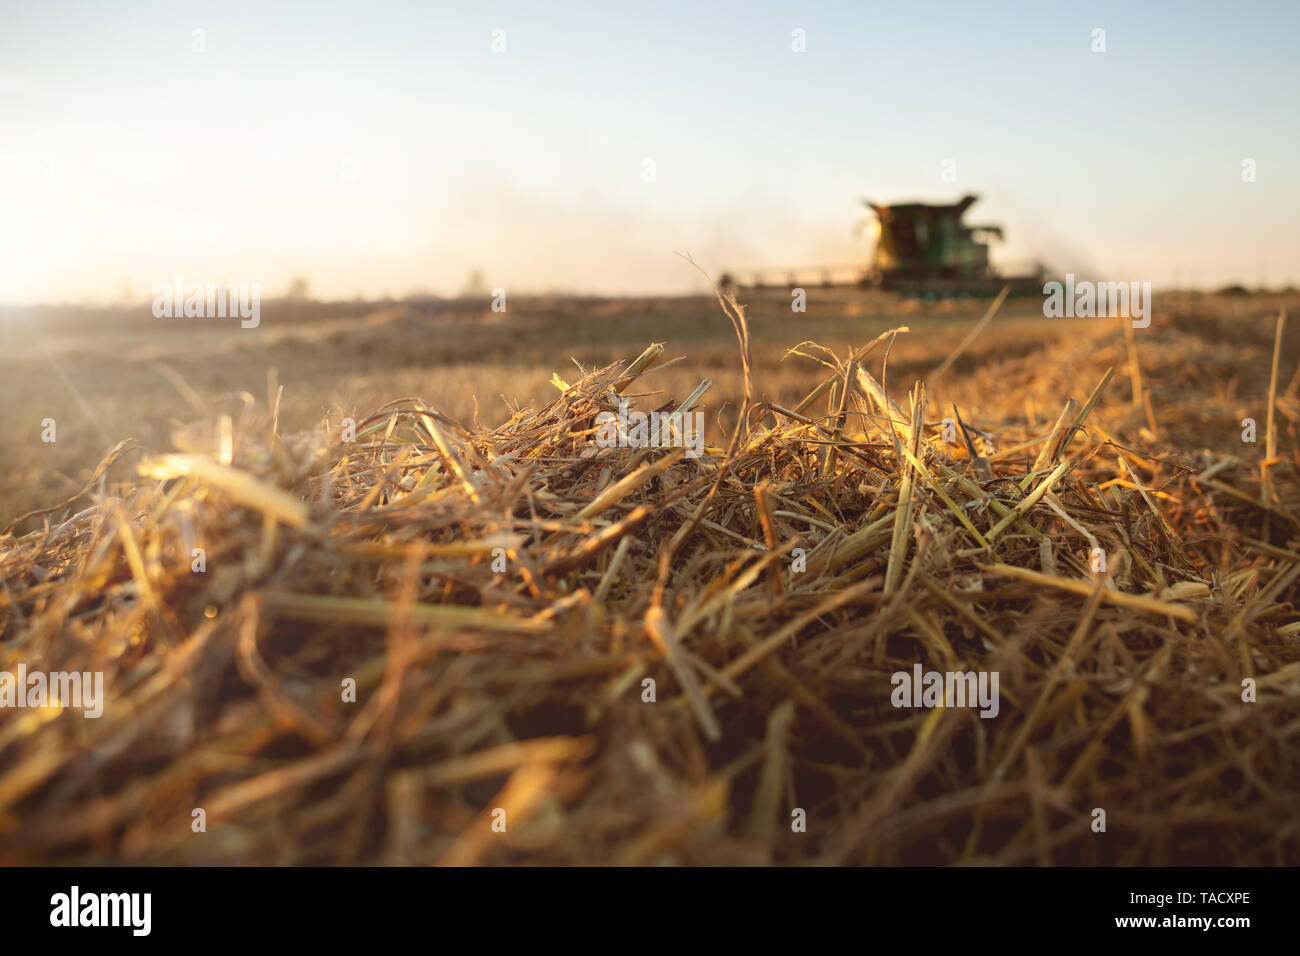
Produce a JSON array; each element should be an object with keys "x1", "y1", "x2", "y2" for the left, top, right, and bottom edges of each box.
[{"x1": 2, "y1": 0, "x2": 1297, "y2": 302}]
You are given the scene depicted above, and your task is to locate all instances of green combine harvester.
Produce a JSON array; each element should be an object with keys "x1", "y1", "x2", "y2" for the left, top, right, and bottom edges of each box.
[{"x1": 723, "y1": 193, "x2": 1046, "y2": 297}]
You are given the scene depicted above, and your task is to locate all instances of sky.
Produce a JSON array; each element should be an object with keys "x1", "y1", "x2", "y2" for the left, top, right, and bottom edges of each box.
[{"x1": 1, "y1": 0, "x2": 1297, "y2": 304}]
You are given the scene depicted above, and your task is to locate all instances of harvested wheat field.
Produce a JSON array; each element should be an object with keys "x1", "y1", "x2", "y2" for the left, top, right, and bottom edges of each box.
[{"x1": 2, "y1": 291, "x2": 1299, "y2": 866}]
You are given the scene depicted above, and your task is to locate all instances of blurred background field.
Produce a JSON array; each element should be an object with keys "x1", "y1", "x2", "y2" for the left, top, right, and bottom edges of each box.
[{"x1": 5, "y1": 289, "x2": 1298, "y2": 527}]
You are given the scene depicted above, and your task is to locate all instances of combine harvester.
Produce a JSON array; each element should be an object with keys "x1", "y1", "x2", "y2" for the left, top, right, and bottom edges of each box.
[{"x1": 722, "y1": 193, "x2": 1046, "y2": 298}]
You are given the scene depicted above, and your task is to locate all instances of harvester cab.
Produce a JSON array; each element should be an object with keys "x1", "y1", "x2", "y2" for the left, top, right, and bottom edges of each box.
[{"x1": 864, "y1": 193, "x2": 1005, "y2": 283}]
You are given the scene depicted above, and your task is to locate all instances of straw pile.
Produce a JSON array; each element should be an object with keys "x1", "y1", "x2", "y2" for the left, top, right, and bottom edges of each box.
[{"x1": 2, "y1": 291, "x2": 1298, "y2": 865}]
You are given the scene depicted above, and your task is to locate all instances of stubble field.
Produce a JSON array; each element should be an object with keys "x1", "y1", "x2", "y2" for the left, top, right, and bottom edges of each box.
[{"x1": 2, "y1": 288, "x2": 1299, "y2": 865}]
